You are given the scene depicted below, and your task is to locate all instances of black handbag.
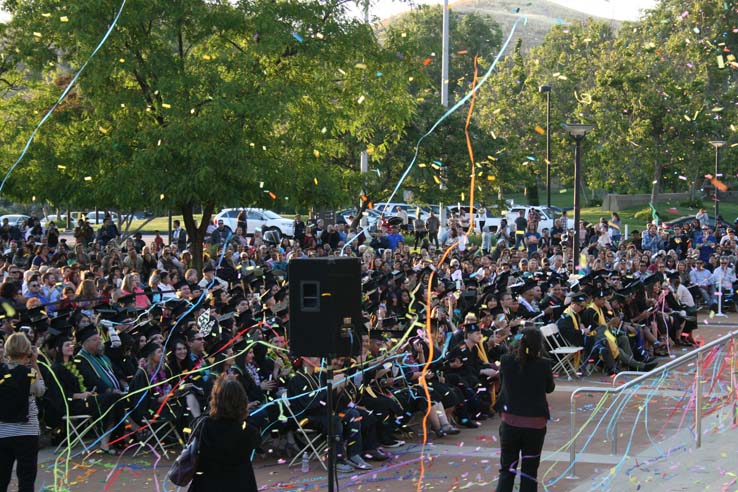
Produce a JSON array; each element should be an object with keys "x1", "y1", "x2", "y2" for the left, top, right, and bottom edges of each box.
[{"x1": 167, "y1": 416, "x2": 207, "y2": 486}]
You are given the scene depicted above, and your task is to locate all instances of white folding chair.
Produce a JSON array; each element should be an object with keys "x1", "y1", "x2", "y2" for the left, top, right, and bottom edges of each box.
[
  {"x1": 540, "y1": 323, "x2": 583, "y2": 380},
  {"x1": 133, "y1": 418, "x2": 184, "y2": 459},
  {"x1": 55, "y1": 415, "x2": 100, "y2": 453},
  {"x1": 280, "y1": 394, "x2": 328, "y2": 470}
]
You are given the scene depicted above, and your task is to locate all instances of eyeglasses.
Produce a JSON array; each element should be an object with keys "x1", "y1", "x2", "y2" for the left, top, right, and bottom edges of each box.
[{"x1": 29, "y1": 284, "x2": 39, "y2": 288}]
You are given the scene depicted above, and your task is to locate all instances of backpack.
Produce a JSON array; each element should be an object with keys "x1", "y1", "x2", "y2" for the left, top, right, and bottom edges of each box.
[{"x1": 0, "y1": 363, "x2": 32, "y2": 423}]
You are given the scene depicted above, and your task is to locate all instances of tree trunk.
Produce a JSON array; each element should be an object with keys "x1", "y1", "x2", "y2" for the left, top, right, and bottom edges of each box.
[
  {"x1": 182, "y1": 202, "x2": 215, "y2": 273},
  {"x1": 350, "y1": 196, "x2": 370, "y2": 230},
  {"x1": 528, "y1": 177, "x2": 540, "y2": 206}
]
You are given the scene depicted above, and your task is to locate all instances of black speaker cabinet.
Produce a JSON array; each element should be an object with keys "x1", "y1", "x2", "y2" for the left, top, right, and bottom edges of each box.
[{"x1": 288, "y1": 257, "x2": 362, "y2": 357}]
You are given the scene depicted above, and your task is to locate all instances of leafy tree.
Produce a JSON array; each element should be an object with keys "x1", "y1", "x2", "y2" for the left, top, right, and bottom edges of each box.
[{"x1": 1, "y1": 0, "x2": 417, "y2": 267}]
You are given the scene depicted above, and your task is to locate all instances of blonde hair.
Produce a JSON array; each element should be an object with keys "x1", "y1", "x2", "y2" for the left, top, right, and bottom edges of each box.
[{"x1": 5, "y1": 333, "x2": 32, "y2": 360}]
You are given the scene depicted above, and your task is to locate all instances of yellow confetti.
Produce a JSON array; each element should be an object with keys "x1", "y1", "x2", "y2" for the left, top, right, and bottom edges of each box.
[
  {"x1": 487, "y1": 175, "x2": 496, "y2": 181},
  {"x1": 313, "y1": 149, "x2": 320, "y2": 158},
  {"x1": 41, "y1": 13, "x2": 51, "y2": 17},
  {"x1": 401, "y1": 32, "x2": 407, "y2": 37},
  {"x1": 84, "y1": 176, "x2": 92, "y2": 181},
  {"x1": 33, "y1": 32, "x2": 42, "y2": 38},
  {"x1": 315, "y1": 32, "x2": 324, "y2": 39},
  {"x1": 118, "y1": 58, "x2": 125, "y2": 63},
  {"x1": 355, "y1": 63, "x2": 367, "y2": 70},
  {"x1": 357, "y1": 95, "x2": 365, "y2": 104},
  {"x1": 57, "y1": 165, "x2": 66, "y2": 170},
  {"x1": 534, "y1": 126, "x2": 545, "y2": 135},
  {"x1": 99, "y1": 127, "x2": 109, "y2": 134},
  {"x1": 202, "y1": 54, "x2": 212, "y2": 61},
  {"x1": 60, "y1": 16, "x2": 69, "y2": 22},
  {"x1": 313, "y1": 177, "x2": 318, "y2": 185},
  {"x1": 160, "y1": 194, "x2": 165, "y2": 200},
  {"x1": 162, "y1": 103, "x2": 171, "y2": 109},
  {"x1": 718, "y1": 55, "x2": 726, "y2": 69},
  {"x1": 320, "y1": 127, "x2": 327, "y2": 134},
  {"x1": 432, "y1": 175, "x2": 440, "y2": 185}
]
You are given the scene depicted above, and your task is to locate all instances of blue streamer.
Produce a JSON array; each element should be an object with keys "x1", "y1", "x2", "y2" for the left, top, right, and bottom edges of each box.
[
  {"x1": 340, "y1": 13, "x2": 528, "y2": 255},
  {"x1": 0, "y1": 0, "x2": 128, "y2": 196}
]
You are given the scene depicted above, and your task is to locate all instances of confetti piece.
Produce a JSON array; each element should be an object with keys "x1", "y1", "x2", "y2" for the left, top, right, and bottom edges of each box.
[
  {"x1": 160, "y1": 194, "x2": 165, "y2": 200},
  {"x1": 57, "y1": 165, "x2": 66, "y2": 170},
  {"x1": 487, "y1": 175, "x2": 496, "y2": 181},
  {"x1": 202, "y1": 54, "x2": 211, "y2": 61},
  {"x1": 423, "y1": 58, "x2": 432, "y2": 66},
  {"x1": 313, "y1": 149, "x2": 320, "y2": 158},
  {"x1": 320, "y1": 127, "x2": 327, "y2": 134},
  {"x1": 60, "y1": 16, "x2": 69, "y2": 22},
  {"x1": 118, "y1": 58, "x2": 125, "y2": 63},
  {"x1": 678, "y1": 175, "x2": 687, "y2": 180},
  {"x1": 99, "y1": 126, "x2": 109, "y2": 134},
  {"x1": 292, "y1": 32, "x2": 303, "y2": 43},
  {"x1": 84, "y1": 176, "x2": 92, "y2": 181},
  {"x1": 33, "y1": 32, "x2": 42, "y2": 38},
  {"x1": 259, "y1": 181, "x2": 264, "y2": 188},
  {"x1": 162, "y1": 103, "x2": 171, "y2": 109},
  {"x1": 711, "y1": 178, "x2": 728, "y2": 192},
  {"x1": 268, "y1": 191, "x2": 277, "y2": 200},
  {"x1": 355, "y1": 63, "x2": 367, "y2": 70},
  {"x1": 357, "y1": 95, "x2": 365, "y2": 104},
  {"x1": 457, "y1": 49, "x2": 468, "y2": 55},
  {"x1": 534, "y1": 125, "x2": 545, "y2": 135},
  {"x1": 41, "y1": 13, "x2": 51, "y2": 17},
  {"x1": 313, "y1": 177, "x2": 318, "y2": 185},
  {"x1": 433, "y1": 175, "x2": 441, "y2": 184},
  {"x1": 718, "y1": 55, "x2": 726, "y2": 68}
]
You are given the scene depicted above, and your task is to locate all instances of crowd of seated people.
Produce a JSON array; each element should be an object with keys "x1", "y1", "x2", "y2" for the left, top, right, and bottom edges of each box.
[{"x1": 0, "y1": 209, "x2": 734, "y2": 470}]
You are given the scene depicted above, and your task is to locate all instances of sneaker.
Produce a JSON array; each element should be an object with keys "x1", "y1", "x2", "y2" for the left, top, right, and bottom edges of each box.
[
  {"x1": 336, "y1": 460, "x2": 355, "y2": 473},
  {"x1": 349, "y1": 454, "x2": 373, "y2": 470},
  {"x1": 433, "y1": 428, "x2": 447, "y2": 438},
  {"x1": 363, "y1": 449, "x2": 389, "y2": 461},
  {"x1": 380, "y1": 439, "x2": 405, "y2": 448},
  {"x1": 441, "y1": 424, "x2": 461, "y2": 435}
]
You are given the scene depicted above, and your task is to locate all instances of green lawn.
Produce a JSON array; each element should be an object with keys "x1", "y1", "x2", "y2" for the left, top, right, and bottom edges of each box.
[{"x1": 508, "y1": 190, "x2": 738, "y2": 231}]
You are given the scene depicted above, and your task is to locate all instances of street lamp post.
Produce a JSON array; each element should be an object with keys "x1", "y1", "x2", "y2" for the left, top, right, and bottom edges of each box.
[
  {"x1": 709, "y1": 140, "x2": 726, "y2": 221},
  {"x1": 539, "y1": 84, "x2": 552, "y2": 208},
  {"x1": 564, "y1": 123, "x2": 595, "y2": 269}
]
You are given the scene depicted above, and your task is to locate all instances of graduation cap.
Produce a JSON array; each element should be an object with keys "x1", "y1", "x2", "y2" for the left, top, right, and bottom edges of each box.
[
  {"x1": 19, "y1": 305, "x2": 47, "y2": 325},
  {"x1": 592, "y1": 287, "x2": 610, "y2": 299},
  {"x1": 139, "y1": 341, "x2": 161, "y2": 359},
  {"x1": 642, "y1": 273, "x2": 663, "y2": 288},
  {"x1": 667, "y1": 271, "x2": 681, "y2": 281},
  {"x1": 274, "y1": 286, "x2": 288, "y2": 303},
  {"x1": 510, "y1": 278, "x2": 537, "y2": 297},
  {"x1": 567, "y1": 292, "x2": 588, "y2": 303},
  {"x1": 117, "y1": 293, "x2": 137, "y2": 306},
  {"x1": 75, "y1": 325, "x2": 99, "y2": 345},
  {"x1": 464, "y1": 323, "x2": 481, "y2": 333},
  {"x1": 49, "y1": 307, "x2": 73, "y2": 335}
]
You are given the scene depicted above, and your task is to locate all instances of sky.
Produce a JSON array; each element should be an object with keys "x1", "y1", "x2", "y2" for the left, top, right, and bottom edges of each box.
[{"x1": 1, "y1": 1, "x2": 659, "y2": 24}]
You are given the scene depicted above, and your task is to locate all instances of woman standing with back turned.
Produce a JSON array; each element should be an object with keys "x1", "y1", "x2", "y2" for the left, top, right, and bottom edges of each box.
[
  {"x1": 494, "y1": 327, "x2": 555, "y2": 492},
  {"x1": 188, "y1": 374, "x2": 261, "y2": 492}
]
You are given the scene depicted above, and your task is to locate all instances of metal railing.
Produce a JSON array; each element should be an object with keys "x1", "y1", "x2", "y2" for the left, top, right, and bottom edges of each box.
[{"x1": 568, "y1": 328, "x2": 738, "y2": 477}]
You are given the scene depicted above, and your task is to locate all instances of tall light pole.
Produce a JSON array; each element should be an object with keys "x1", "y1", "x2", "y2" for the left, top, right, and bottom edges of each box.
[
  {"x1": 709, "y1": 140, "x2": 726, "y2": 221},
  {"x1": 441, "y1": 0, "x2": 450, "y2": 108},
  {"x1": 564, "y1": 123, "x2": 594, "y2": 268},
  {"x1": 539, "y1": 84, "x2": 552, "y2": 208}
]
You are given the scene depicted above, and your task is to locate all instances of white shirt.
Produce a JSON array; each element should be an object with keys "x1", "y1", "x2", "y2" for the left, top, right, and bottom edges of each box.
[{"x1": 675, "y1": 284, "x2": 695, "y2": 307}]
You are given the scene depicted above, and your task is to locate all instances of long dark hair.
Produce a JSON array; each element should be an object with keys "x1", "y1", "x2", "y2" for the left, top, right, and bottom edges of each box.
[
  {"x1": 209, "y1": 374, "x2": 248, "y2": 421},
  {"x1": 515, "y1": 326, "x2": 543, "y2": 367}
]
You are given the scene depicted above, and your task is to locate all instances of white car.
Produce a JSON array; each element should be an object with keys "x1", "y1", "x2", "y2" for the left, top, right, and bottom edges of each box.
[
  {"x1": 505, "y1": 206, "x2": 556, "y2": 232},
  {"x1": 215, "y1": 208, "x2": 294, "y2": 237},
  {"x1": 0, "y1": 214, "x2": 30, "y2": 228},
  {"x1": 86, "y1": 211, "x2": 119, "y2": 225}
]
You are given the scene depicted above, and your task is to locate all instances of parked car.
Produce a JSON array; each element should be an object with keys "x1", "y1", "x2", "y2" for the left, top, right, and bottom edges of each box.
[
  {"x1": 0, "y1": 214, "x2": 29, "y2": 228},
  {"x1": 335, "y1": 208, "x2": 381, "y2": 230},
  {"x1": 215, "y1": 208, "x2": 294, "y2": 237},
  {"x1": 505, "y1": 206, "x2": 557, "y2": 231},
  {"x1": 85, "y1": 211, "x2": 119, "y2": 225}
]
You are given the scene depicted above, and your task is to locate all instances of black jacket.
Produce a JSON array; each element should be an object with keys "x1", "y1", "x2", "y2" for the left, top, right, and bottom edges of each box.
[
  {"x1": 188, "y1": 417, "x2": 261, "y2": 492},
  {"x1": 494, "y1": 353, "x2": 555, "y2": 419}
]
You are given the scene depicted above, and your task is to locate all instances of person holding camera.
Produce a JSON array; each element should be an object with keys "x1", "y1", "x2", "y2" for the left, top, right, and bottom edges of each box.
[{"x1": 0, "y1": 333, "x2": 46, "y2": 492}]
